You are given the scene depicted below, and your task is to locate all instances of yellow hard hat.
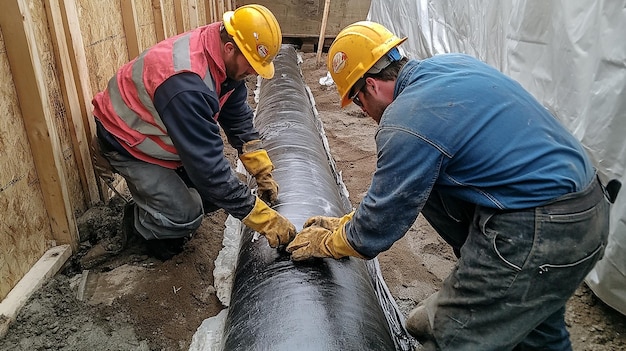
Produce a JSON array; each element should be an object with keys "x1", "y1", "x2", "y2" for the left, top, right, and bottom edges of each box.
[
  {"x1": 223, "y1": 5, "x2": 282, "y2": 79},
  {"x1": 327, "y1": 21, "x2": 407, "y2": 107}
]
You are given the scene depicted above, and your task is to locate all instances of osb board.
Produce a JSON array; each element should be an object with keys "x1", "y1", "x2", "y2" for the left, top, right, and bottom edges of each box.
[
  {"x1": 235, "y1": 0, "x2": 371, "y2": 38},
  {"x1": 0, "y1": 28, "x2": 49, "y2": 301},
  {"x1": 76, "y1": 0, "x2": 129, "y2": 94},
  {"x1": 28, "y1": 0, "x2": 87, "y2": 215}
]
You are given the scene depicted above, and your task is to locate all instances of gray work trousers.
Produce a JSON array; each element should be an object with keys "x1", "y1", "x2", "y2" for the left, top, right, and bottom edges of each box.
[{"x1": 102, "y1": 146, "x2": 204, "y2": 240}]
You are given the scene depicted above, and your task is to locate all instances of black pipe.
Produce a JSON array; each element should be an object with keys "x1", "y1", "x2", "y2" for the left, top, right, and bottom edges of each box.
[{"x1": 221, "y1": 46, "x2": 411, "y2": 351}]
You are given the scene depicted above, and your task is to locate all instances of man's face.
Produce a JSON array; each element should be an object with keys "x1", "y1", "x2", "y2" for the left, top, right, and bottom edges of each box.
[
  {"x1": 352, "y1": 83, "x2": 388, "y2": 124},
  {"x1": 224, "y1": 42, "x2": 257, "y2": 81}
]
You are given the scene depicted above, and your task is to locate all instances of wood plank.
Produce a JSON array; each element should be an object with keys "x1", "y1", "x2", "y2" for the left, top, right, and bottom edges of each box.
[
  {"x1": 235, "y1": 0, "x2": 370, "y2": 38},
  {"x1": 0, "y1": 0, "x2": 79, "y2": 248},
  {"x1": 188, "y1": 0, "x2": 198, "y2": 29},
  {"x1": 59, "y1": 0, "x2": 96, "y2": 139},
  {"x1": 0, "y1": 245, "x2": 72, "y2": 338},
  {"x1": 121, "y1": 0, "x2": 140, "y2": 60},
  {"x1": 205, "y1": 0, "x2": 216, "y2": 23},
  {"x1": 44, "y1": 0, "x2": 101, "y2": 207},
  {"x1": 217, "y1": 0, "x2": 225, "y2": 21},
  {"x1": 316, "y1": 0, "x2": 331, "y2": 64},
  {"x1": 152, "y1": 0, "x2": 166, "y2": 41},
  {"x1": 173, "y1": 0, "x2": 185, "y2": 34}
]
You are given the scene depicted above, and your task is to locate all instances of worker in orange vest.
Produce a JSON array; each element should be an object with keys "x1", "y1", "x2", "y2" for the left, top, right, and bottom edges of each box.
[{"x1": 91, "y1": 4, "x2": 295, "y2": 260}]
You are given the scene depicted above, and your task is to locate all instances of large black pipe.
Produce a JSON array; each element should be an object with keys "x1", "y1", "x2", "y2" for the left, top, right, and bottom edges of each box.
[{"x1": 221, "y1": 46, "x2": 401, "y2": 350}]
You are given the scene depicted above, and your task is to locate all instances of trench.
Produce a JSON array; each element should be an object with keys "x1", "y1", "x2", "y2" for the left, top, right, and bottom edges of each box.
[{"x1": 220, "y1": 45, "x2": 417, "y2": 351}]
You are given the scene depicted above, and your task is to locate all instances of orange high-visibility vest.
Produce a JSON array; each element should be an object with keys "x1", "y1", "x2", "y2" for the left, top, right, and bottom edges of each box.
[{"x1": 92, "y1": 22, "x2": 234, "y2": 169}]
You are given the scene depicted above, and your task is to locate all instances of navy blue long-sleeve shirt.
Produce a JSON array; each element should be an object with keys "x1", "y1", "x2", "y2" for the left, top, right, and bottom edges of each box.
[{"x1": 100, "y1": 72, "x2": 258, "y2": 219}]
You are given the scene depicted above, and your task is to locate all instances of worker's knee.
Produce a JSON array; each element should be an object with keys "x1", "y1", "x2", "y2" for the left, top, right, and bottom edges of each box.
[{"x1": 134, "y1": 200, "x2": 204, "y2": 240}]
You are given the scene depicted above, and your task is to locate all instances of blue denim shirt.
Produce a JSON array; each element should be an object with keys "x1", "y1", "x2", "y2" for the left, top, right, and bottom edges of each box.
[{"x1": 347, "y1": 54, "x2": 594, "y2": 258}]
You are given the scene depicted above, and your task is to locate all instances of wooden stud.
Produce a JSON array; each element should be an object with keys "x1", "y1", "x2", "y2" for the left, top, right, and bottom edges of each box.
[
  {"x1": 188, "y1": 0, "x2": 199, "y2": 29},
  {"x1": 152, "y1": 0, "x2": 166, "y2": 41},
  {"x1": 0, "y1": 245, "x2": 72, "y2": 338},
  {"x1": 59, "y1": 0, "x2": 96, "y2": 139},
  {"x1": 44, "y1": 0, "x2": 101, "y2": 207},
  {"x1": 121, "y1": 0, "x2": 140, "y2": 60},
  {"x1": 316, "y1": 0, "x2": 331, "y2": 65},
  {"x1": 217, "y1": 0, "x2": 225, "y2": 21},
  {"x1": 174, "y1": 0, "x2": 185, "y2": 34},
  {"x1": 0, "y1": 0, "x2": 79, "y2": 248}
]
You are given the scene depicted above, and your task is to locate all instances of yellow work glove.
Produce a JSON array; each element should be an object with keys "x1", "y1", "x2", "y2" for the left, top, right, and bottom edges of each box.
[
  {"x1": 286, "y1": 214, "x2": 365, "y2": 261},
  {"x1": 243, "y1": 197, "x2": 296, "y2": 248},
  {"x1": 303, "y1": 211, "x2": 355, "y2": 232},
  {"x1": 240, "y1": 140, "x2": 279, "y2": 205}
]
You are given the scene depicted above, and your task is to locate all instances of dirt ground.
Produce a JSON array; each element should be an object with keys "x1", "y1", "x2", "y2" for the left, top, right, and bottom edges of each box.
[{"x1": 1, "y1": 52, "x2": 625, "y2": 351}]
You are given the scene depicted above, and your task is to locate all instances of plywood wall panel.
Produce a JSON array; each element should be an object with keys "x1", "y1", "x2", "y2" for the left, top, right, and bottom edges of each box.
[
  {"x1": 76, "y1": 0, "x2": 129, "y2": 94},
  {"x1": 0, "y1": 0, "x2": 233, "y2": 301},
  {"x1": 28, "y1": 0, "x2": 87, "y2": 215},
  {"x1": 0, "y1": 27, "x2": 49, "y2": 301}
]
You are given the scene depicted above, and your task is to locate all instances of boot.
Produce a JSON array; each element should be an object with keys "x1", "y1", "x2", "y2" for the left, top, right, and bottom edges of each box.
[
  {"x1": 123, "y1": 202, "x2": 188, "y2": 261},
  {"x1": 145, "y1": 237, "x2": 187, "y2": 261},
  {"x1": 406, "y1": 292, "x2": 439, "y2": 345},
  {"x1": 407, "y1": 305, "x2": 433, "y2": 340}
]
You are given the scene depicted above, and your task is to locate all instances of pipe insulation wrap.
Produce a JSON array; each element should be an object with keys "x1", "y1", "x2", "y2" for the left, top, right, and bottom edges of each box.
[{"x1": 221, "y1": 46, "x2": 411, "y2": 350}]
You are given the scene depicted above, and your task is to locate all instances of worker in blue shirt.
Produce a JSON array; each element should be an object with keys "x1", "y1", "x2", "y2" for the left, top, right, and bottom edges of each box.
[{"x1": 287, "y1": 21, "x2": 613, "y2": 351}]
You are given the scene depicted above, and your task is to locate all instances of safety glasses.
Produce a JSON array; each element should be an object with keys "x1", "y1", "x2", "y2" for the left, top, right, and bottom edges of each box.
[{"x1": 349, "y1": 78, "x2": 366, "y2": 107}]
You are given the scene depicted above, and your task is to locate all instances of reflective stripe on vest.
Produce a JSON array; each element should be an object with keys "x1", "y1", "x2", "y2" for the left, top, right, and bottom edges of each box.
[{"x1": 107, "y1": 32, "x2": 217, "y2": 161}]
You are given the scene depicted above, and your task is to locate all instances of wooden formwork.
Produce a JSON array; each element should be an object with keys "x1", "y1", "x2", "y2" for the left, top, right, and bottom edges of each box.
[
  {"x1": 0, "y1": 0, "x2": 234, "y2": 313},
  {"x1": 0, "y1": 0, "x2": 369, "y2": 335},
  {"x1": 235, "y1": 0, "x2": 371, "y2": 52}
]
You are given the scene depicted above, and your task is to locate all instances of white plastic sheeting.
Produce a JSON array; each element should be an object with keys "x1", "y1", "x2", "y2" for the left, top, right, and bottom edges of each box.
[{"x1": 368, "y1": 0, "x2": 626, "y2": 315}]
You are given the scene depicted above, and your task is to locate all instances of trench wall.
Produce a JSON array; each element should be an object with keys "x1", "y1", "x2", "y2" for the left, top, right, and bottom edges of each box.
[{"x1": 0, "y1": 0, "x2": 234, "y2": 301}]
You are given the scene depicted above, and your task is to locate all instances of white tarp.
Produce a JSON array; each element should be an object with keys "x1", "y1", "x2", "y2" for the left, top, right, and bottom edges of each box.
[{"x1": 368, "y1": 0, "x2": 626, "y2": 315}]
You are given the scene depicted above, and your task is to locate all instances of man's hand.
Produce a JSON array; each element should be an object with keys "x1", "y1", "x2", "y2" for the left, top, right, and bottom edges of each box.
[
  {"x1": 240, "y1": 140, "x2": 279, "y2": 204},
  {"x1": 303, "y1": 211, "x2": 354, "y2": 231},
  {"x1": 287, "y1": 219, "x2": 364, "y2": 261},
  {"x1": 243, "y1": 197, "x2": 296, "y2": 248}
]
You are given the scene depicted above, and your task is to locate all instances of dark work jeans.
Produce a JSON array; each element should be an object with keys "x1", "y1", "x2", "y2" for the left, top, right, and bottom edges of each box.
[{"x1": 420, "y1": 178, "x2": 610, "y2": 351}]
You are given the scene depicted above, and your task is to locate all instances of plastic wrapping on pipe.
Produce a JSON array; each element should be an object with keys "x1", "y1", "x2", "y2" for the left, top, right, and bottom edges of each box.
[{"x1": 220, "y1": 46, "x2": 401, "y2": 350}]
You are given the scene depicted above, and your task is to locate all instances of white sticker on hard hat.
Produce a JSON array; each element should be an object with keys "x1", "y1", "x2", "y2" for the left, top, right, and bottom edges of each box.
[
  {"x1": 332, "y1": 51, "x2": 347, "y2": 74},
  {"x1": 257, "y1": 45, "x2": 269, "y2": 58}
]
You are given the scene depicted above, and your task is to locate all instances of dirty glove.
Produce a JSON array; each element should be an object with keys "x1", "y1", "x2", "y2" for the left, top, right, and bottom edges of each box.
[
  {"x1": 243, "y1": 197, "x2": 296, "y2": 248},
  {"x1": 303, "y1": 211, "x2": 355, "y2": 231},
  {"x1": 287, "y1": 214, "x2": 365, "y2": 261},
  {"x1": 240, "y1": 140, "x2": 279, "y2": 204}
]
